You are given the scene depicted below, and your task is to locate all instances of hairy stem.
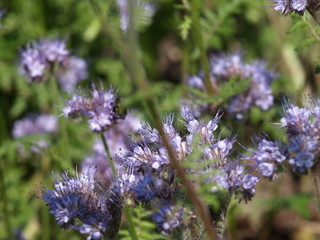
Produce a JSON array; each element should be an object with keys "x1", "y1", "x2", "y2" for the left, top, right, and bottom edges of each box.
[
  {"x1": 121, "y1": 1, "x2": 218, "y2": 239},
  {"x1": 312, "y1": 163, "x2": 320, "y2": 212},
  {"x1": 190, "y1": 0, "x2": 215, "y2": 95},
  {"x1": 100, "y1": 133, "x2": 117, "y2": 177},
  {"x1": 100, "y1": 134, "x2": 138, "y2": 240},
  {"x1": 148, "y1": 103, "x2": 217, "y2": 239}
]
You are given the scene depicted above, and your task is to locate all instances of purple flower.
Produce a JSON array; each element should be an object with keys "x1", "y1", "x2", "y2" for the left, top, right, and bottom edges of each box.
[
  {"x1": 20, "y1": 46, "x2": 46, "y2": 82},
  {"x1": 152, "y1": 206, "x2": 184, "y2": 235},
  {"x1": 185, "y1": 52, "x2": 277, "y2": 119},
  {"x1": 249, "y1": 138, "x2": 286, "y2": 179},
  {"x1": 272, "y1": 0, "x2": 292, "y2": 15},
  {"x1": 12, "y1": 114, "x2": 58, "y2": 138},
  {"x1": 19, "y1": 38, "x2": 86, "y2": 89},
  {"x1": 63, "y1": 84, "x2": 121, "y2": 133},
  {"x1": 132, "y1": 174, "x2": 156, "y2": 203},
  {"x1": 271, "y1": 0, "x2": 308, "y2": 16},
  {"x1": 292, "y1": 0, "x2": 307, "y2": 11},
  {"x1": 39, "y1": 38, "x2": 69, "y2": 63},
  {"x1": 57, "y1": 56, "x2": 88, "y2": 91},
  {"x1": 278, "y1": 100, "x2": 320, "y2": 174},
  {"x1": 40, "y1": 166, "x2": 122, "y2": 239}
]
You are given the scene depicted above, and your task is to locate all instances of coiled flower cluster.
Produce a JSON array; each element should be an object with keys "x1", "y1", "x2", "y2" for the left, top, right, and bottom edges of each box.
[
  {"x1": 271, "y1": 0, "x2": 320, "y2": 24},
  {"x1": 19, "y1": 38, "x2": 87, "y2": 89},
  {"x1": 272, "y1": 0, "x2": 307, "y2": 15},
  {"x1": 248, "y1": 137, "x2": 287, "y2": 179},
  {"x1": 187, "y1": 52, "x2": 277, "y2": 119},
  {"x1": 249, "y1": 99, "x2": 320, "y2": 175},
  {"x1": 63, "y1": 85, "x2": 121, "y2": 133},
  {"x1": 40, "y1": 166, "x2": 122, "y2": 240},
  {"x1": 280, "y1": 101, "x2": 320, "y2": 173},
  {"x1": 116, "y1": 108, "x2": 258, "y2": 234}
]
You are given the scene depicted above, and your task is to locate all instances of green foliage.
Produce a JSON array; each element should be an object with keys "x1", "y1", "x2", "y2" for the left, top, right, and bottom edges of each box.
[
  {"x1": 1, "y1": 0, "x2": 320, "y2": 239},
  {"x1": 119, "y1": 206, "x2": 168, "y2": 240},
  {"x1": 186, "y1": 76, "x2": 250, "y2": 105},
  {"x1": 179, "y1": 16, "x2": 192, "y2": 40}
]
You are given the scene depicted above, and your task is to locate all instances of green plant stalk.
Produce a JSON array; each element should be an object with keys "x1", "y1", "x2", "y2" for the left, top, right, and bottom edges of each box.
[
  {"x1": 100, "y1": 133, "x2": 117, "y2": 177},
  {"x1": 124, "y1": 206, "x2": 139, "y2": 240},
  {"x1": 312, "y1": 163, "x2": 320, "y2": 212},
  {"x1": 0, "y1": 159, "x2": 13, "y2": 240},
  {"x1": 225, "y1": 194, "x2": 237, "y2": 240},
  {"x1": 148, "y1": 103, "x2": 217, "y2": 240},
  {"x1": 190, "y1": 0, "x2": 215, "y2": 95},
  {"x1": 123, "y1": 1, "x2": 217, "y2": 239},
  {"x1": 100, "y1": 133, "x2": 138, "y2": 240}
]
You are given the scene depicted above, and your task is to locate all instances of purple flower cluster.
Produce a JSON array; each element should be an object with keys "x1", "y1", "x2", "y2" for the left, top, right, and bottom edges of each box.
[
  {"x1": 213, "y1": 165, "x2": 259, "y2": 202},
  {"x1": 41, "y1": 166, "x2": 122, "y2": 240},
  {"x1": 249, "y1": 99, "x2": 320, "y2": 175},
  {"x1": 187, "y1": 52, "x2": 277, "y2": 119},
  {"x1": 12, "y1": 114, "x2": 58, "y2": 153},
  {"x1": 57, "y1": 56, "x2": 88, "y2": 90},
  {"x1": 63, "y1": 85, "x2": 121, "y2": 133},
  {"x1": 12, "y1": 114, "x2": 58, "y2": 138},
  {"x1": 115, "y1": 108, "x2": 258, "y2": 233},
  {"x1": 280, "y1": 101, "x2": 320, "y2": 174},
  {"x1": 249, "y1": 138, "x2": 286, "y2": 179},
  {"x1": 19, "y1": 38, "x2": 87, "y2": 89},
  {"x1": 272, "y1": 0, "x2": 307, "y2": 16}
]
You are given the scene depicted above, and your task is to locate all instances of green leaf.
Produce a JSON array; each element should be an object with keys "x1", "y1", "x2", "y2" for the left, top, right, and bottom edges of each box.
[{"x1": 179, "y1": 16, "x2": 192, "y2": 40}]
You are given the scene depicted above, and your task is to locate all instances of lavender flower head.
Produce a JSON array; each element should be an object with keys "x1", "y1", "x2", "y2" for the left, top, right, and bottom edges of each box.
[
  {"x1": 19, "y1": 38, "x2": 87, "y2": 88},
  {"x1": 19, "y1": 38, "x2": 69, "y2": 82},
  {"x1": 12, "y1": 114, "x2": 58, "y2": 153},
  {"x1": 186, "y1": 52, "x2": 277, "y2": 119},
  {"x1": 271, "y1": 0, "x2": 307, "y2": 16},
  {"x1": 279, "y1": 100, "x2": 320, "y2": 174},
  {"x1": 248, "y1": 137, "x2": 286, "y2": 180},
  {"x1": 63, "y1": 84, "x2": 121, "y2": 133},
  {"x1": 13, "y1": 114, "x2": 58, "y2": 138},
  {"x1": 40, "y1": 166, "x2": 122, "y2": 239},
  {"x1": 116, "y1": 108, "x2": 259, "y2": 234},
  {"x1": 57, "y1": 56, "x2": 88, "y2": 91}
]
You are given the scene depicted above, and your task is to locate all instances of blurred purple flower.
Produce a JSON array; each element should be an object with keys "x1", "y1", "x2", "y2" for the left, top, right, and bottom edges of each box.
[{"x1": 57, "y1": 56, "x2": 88, "y2": 91}]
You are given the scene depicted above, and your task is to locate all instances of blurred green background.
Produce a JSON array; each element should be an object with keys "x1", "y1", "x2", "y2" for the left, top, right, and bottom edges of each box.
[{"x1": 1, "y1": 0, "x2": 320, "y2": 239}]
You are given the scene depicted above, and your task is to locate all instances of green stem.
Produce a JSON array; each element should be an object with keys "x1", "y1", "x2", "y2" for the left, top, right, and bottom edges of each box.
[
  {"x1": 190, "y1": 0, "x2": 215, "y2": 95},
  {"x1": 124, "y1": 206, "x2": 139, "y2": 240},
  {"x1": 100, "y1": 133, "x2": 117, "y2": 177},
  {"x1": 148, "y1": 102, "x2": 217, "y2": 240},
  {"x1": 100, "y1": 134, "x2": 138, "y2": 240},
  {"x1": 0, "y1": 159, "x2": 13, "y2": 240}
]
